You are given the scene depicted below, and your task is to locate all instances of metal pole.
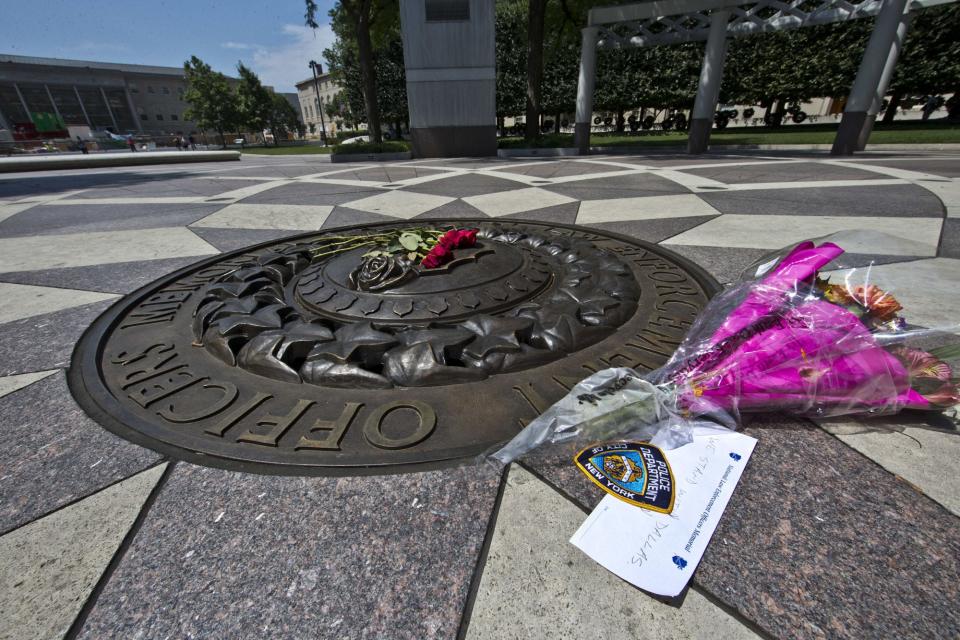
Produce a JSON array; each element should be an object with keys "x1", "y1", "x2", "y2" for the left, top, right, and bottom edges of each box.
[
  {"x1": 310, "y1": 62, "x2": 328, "y2": 146},
  {"x1": 574, "y1": 26, "x2": 599, "y2": 155},
  {"x1": 856, "y1": 2, "x2": 912, "y2": 150},
  {"x1": 688, "y1": 9, "x2": 730, "y2": 154},
  {"x1": 831, "y1": 0, "x2": 909, "y2": 155}
]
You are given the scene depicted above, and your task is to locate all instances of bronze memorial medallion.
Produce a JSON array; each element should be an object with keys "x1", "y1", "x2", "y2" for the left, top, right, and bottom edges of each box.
[{"x1": 69, "y1": 220, "x2": 718, "y2": 475}]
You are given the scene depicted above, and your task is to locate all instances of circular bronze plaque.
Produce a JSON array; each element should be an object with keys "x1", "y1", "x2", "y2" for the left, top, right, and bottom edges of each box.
[{"x1": 69, "y1": 220, "x2": 718, "y2": 475}]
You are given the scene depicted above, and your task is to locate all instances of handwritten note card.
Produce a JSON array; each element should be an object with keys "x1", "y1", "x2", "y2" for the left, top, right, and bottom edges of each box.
[{"x1": 569, "y1": 426, "x2": 757, "y2": 597}]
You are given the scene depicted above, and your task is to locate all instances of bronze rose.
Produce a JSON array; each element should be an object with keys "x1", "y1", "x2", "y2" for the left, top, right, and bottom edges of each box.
[{"x1": 348, "y1": 255, "x2": 415, "y2": 291}]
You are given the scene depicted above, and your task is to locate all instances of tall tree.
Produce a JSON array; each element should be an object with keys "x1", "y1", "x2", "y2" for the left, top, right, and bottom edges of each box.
[
  {"x1": 307, "y1": 0, "x2": 384, "y2": 143},
  {"x1": 236, "y1": 62, "x2": 273, "y2": 144},
  {"x1": 182, "y1": 56, "x2": 240, "y2": 148},
  {"x1": 267, "y1": 93, "x2": 300, "y2": 144},
  {"x1": 525, "y1": 0, "x2": 548, "y2": 140}
]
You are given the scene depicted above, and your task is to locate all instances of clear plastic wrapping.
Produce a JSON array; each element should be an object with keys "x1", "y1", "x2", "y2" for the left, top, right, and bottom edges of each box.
[{"x1": 491, "y1": 233, "x2": 960, "y2": 464}]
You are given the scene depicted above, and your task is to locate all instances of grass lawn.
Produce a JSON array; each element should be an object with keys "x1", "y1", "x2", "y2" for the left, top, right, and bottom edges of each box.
[
  {"x1": 241, "y1": 145, "x2": 333, "y2": 155},
  {"x1": 498, "y1": 120, "x2": 960, "y2": 149}
]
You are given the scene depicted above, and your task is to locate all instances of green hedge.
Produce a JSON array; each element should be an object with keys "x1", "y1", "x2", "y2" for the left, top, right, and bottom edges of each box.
[{"x1": 332, "y1": 141, "x2": 410, "y2": 155}]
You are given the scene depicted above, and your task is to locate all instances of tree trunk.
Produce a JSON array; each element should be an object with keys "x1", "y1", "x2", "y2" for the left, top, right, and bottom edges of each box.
[
  {"x1": 882, "y1": 91, "x2": 902, "y2": 124},
  {"x1": 218, "y1": 127, "x2": 225, "y2": 149},
  {"x1": 554, "y1": 113, "x2": 561, "y2": 134},
  {"x1": 524, "y1": 0, "x2": 547, "y2": 142},
  {"x1": 616, "y1": 108, "x2": 625, "y2": 133},
  {"x1": 353, "y1": 4, "x2": 382, "y2": 144}
]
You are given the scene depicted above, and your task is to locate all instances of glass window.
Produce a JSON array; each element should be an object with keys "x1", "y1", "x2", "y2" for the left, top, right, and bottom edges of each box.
[
  {"x1": 0, "y1": 83, "x2": 29, "y2": 124},
  {"x1": 140, "y1": 113, "x2": 148, "y2": 121},
  {"x1": 148, "y1": 86, "x2": 155, "y2": 93},
  {"x1": 76, "y1": 88, "x2": 114, "y2": 128},
  {"x1": 129, "y1": 83, "x2": 139, "y2": 93},
  {"x1": 48, "y1": 86, "x2": 88, "y2": 125},
  {"x1": 103, "y1": 88, "x2": 137, "y2": 131},
  {"x1": 162, "y1": 87, "x2": 170, "y2": 95},
  {"x1": 171, "y1": 114, "x2": 178, "y2": 120},
  {"x1": 156, "y1": 114, "x2": 163, "y2": 120}
]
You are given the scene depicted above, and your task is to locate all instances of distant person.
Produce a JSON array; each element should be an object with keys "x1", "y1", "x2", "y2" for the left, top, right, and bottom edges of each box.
[
  {"x1": 181, "y1": 135, "x2": 189, "y2": 150},
  {"x1": 188, "y1": 134, "x2": 196, "y2": 150},
  {"x1": 76, "y1": 136, "x2": 88, "y2": 155},
  {"x1": 174, "y1": 136, "x2": 182, "y2": 151},
  {"x1": 922, "y1": 95, "x2": 939, "y2": 121},
  {"x1": 127, "y1": 135, "x2": 137, "y2": 152}
]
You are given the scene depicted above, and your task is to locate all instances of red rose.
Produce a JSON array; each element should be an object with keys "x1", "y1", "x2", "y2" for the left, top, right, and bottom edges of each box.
[
  {"x1": 458, "y1": 229, "x2": 478, "y2": 247},
  {"x1": 438, "y1": 230, "x2": 458, "y2": 250},
  {"x1": 421, "y1": 244, "x2": 452, "y2": 269}
]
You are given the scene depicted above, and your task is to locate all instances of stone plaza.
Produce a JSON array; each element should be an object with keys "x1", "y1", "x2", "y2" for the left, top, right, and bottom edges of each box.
[{"x1": 0, "y1": 150, "x2": 958, "y2": 638}]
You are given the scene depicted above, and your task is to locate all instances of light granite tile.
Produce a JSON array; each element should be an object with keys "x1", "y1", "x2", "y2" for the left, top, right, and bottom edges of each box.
[{"x1": 0, "y1": 283, "x2": 118, "y2": 324}]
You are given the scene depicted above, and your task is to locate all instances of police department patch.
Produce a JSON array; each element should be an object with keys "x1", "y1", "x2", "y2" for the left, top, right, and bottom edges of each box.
[{"x1": 574, "y1": 442, "x2": 675, "y2": 513}]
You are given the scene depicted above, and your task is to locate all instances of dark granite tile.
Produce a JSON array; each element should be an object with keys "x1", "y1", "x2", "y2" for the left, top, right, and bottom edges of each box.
[
  {"x1": 188, "y1": 227, "x2": 301, "y2": 252},
  {"x1": 0, "y1": 299, "x2": 116, "y2": 375},
  {"x1": 239, "y1": 182, "x2": 382, "y2": 205},
  {"x1": 525, "y1": 417, "x2": 960, "y2": 640},
  {"x1": 414, "y1": 200, "x2": 488, "y2": 219},
  {"x1": 352, "y1": 166, "x2": 447, "y2": 182},
  {"x1": 682, "y1": 161, "x2": 887, "y2": 184},
  {"x1": 543, "y1": 173, "x2": 689, "y2": 201},
  {"x1": 700, "y1": 184, "x2": 945, "y2": 217},
  {"x1": 0, "y1": 372, "x2": 161, "y2": 535},
  {"x1": 0, "y1": 171, "x2": 196, "y2": 200},
  {"x1": 504, "y1": 202, "x2": 581, "y2": 225},
  {"x1": 491, "y1": 161, "x2": 617, "y2": 179},
  {"x1": 402, "y1": 174, "x2": 526, "y2": 198},
  {"x1": 0, "y1": 203, "x2": 221, "y2": 238},
  {"x1": 601, "y1": 155, "x2": 761, "y2": 168},
  {"x1": 664, "y1": 245, "x2": 773, "y2": 284},
  {"x1": 585, "y1": 216, "x2": 717, "y2": 244},
  {"x1": 77, "y1": 462, "x2": 502, "y2": 640},
  {"x1": 209, "y1": 165, "x2": 329, "y2": 178},
  {"x1": 939, "y1": 218, "x2": 960, "y2": 259},
  {"x1": 323, "y1": 207, "x2": 396, "y2": 229},
  {"x1": 71, "y1": 178, "x2": 266, "y2": 199},
  {"x1": 0, "y1": 256, "x2": 205, "y2": 294},
  {"x1": 866, "y1": 159, "x2": 960, "y2": 178}
]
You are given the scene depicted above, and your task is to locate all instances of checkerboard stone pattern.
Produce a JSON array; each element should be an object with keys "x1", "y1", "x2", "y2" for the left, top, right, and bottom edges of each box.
[{"x1": 0, "y1": 152, "x2": 958, "y2": 640}]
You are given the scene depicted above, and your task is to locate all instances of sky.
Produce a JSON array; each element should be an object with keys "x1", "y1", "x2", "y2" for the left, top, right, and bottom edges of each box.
[{"x1": 0, "y1": 0, "x2": 338, "y2": 92}]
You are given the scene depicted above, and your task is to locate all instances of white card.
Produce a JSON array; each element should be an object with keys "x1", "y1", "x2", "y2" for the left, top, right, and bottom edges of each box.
[{"x1": 569, "y1": 427, "x2": 757, "y2": 597}]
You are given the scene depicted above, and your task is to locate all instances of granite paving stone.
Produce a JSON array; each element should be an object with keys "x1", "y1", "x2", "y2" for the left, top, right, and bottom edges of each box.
[
  {"x1": 350, "y1": 166, "x2": 447, "y2": 182},
  {"x1": 0, "y1": 370, "x2": 57, "y2": 400},
  {"x1": 699, "y1": 184, "x2": 945, "y2": 217},
  {"x1": 857, "y1": 158, "x2": 960, "y2": 178},
  {"x1": 413, "y1": 199, "x2": 488, "y2": 219},
  {"x1": 0, "y1": 299, "x2": 117, "y2": 375},
  {"x1": 503, "y1": 201, "x2": 581, "y2": 225},
  {"x1": 664, "y1": 245, "x2": 773, "y2": 284},
  {"x1": 523, "y1": 417, "x2": 960, "y2": 639},
  {"x1": 76, "y1": 462, "x2": 502, "y2": 640},
  {"x1": 0, "y1": 283, "x2": 117, "y2": 324},
  {"x1": 0, "y1": 227, "x2": 218, "y2": 273},
  {"x1": 191, "y1": 203, "x2": 333, "y2": 230},
  {"x1": 0, "y1": 464, "x2": 165, "y2": 640},
  {"x1": 71, "y1": 177, "x2": 267, "y2": 199},
  {"x1": 238, "y1": 181, "x2": 383, "y2": 205},
  {"x1": 0, "y1": 203, "x2": 222, "y2": 238},
  {"x1": 682, "y1": 161, "x2": 888, "y2": 184},
  {"x1": 465, "y1": 466, "x2": 760, "y2": 640},
  {"x1": 577, "y1": 193, "x2": 722, "y2": 224},
  {"x1": 401, "y1": 173, "x2": 528, "y2": 198},
  {"x1": 341, "y1": 190, "x2": 455, "y2": 218},
  {"x1": 543, "y1": 172, "x2": 690, "y2": 201},
  {"x1": 585, "y1": 215, "x2": 718, "y2": 244},
  {"x1": 0, "y1": 256, "x2": 209, "y2": 295},
  {"x1": 0, "y1": 372, "x2": 162, "y2": 535},
  {"x1": 940, "y1": 218, "x2": 960, "y2": 258},
  {"x1": 488, "y1": 159, "x2": 620, "y2": 178},
  {"x1": 463, "y1": 187, "x2": 576, "y2": 217},
  {"x1": 185, "y1": 227, "x2": 299, "y2": 252}
]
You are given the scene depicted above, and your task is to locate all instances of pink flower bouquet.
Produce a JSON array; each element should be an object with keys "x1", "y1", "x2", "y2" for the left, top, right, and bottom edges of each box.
[{"x1": 492, "y1": 237, "x2": 959, "y2": 463}]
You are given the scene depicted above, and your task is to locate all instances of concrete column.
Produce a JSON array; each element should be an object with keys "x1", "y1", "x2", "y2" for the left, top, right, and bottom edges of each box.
[
  {"x1": 831, "y1": 0, "x2": 909, "y2": 155},
  {"x1": 574, "y1": 26, "x2": 600, "y2": 155},
  {"x1": 125, "y1": 87, "x2": 143, "y2": 133},
  {"x1": 687, "y1": 10, "x2": 730, "y2": 154},
  {"x1": 856, "y1": 3, "x2": 912, "y2": 150},
  {"x1": 13, "y1": 84, "x2": 33, "y2": 124},
  {"x1": 100, "y1": 87, "x2": 119, "y2": 131},
  {"x1": 44, "y1": 85, "x2": 63, "y2": 123}
]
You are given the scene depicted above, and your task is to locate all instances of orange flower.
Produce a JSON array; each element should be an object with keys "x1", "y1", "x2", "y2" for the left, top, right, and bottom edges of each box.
[{"x1": 851, "y1": 285, "x2": 902, "y2": 321}]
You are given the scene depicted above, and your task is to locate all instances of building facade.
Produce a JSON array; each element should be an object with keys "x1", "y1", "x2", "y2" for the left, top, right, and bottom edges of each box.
[
  {"x1": 295, "y1": 73, "x2": 341, "y2": 139},
  {"x1": 0, "y1": 54, "x2": 240, "y2": 140}
]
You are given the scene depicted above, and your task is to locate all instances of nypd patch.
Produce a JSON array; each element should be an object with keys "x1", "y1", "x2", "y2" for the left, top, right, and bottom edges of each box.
[{"x1": 574, "y1": 442, "x2": 675, "y2": 513}]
